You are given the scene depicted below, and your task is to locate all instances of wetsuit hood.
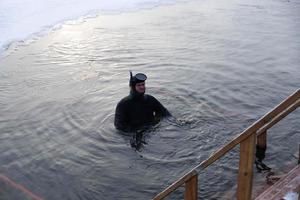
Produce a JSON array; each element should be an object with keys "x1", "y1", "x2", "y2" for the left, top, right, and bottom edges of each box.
[{"x1": 129, "y1": 71, "x2": 147, "y2": 99}]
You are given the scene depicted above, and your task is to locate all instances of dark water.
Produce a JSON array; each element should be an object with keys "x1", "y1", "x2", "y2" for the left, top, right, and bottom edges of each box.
[{"x1": 0, "y1": 0, "x2": 300, "y2": 199}]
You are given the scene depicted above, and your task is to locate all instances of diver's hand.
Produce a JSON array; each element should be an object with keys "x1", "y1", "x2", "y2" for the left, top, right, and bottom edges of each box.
[{"x1": 165, "y1": 115, "x2": 184, "y2": 126}]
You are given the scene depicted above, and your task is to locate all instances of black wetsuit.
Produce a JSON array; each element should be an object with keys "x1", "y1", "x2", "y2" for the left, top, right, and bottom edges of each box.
[{"x1": 114, "y1": 91, "x2": 170, "y2": 132}]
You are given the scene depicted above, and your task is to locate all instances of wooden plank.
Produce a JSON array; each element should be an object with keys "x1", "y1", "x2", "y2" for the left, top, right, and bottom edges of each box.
[
  {"x1": 237, "y1": 133, "x2": 256, "y2": 200},
  {"x1": 256, "y1": 131, "x2": 267, "y2": 162},
  {"x1": 257, "y1": 99, "x2": 300, "y2": 136},
  {"x1": 257, "y1": 131, "x2": 266, "y2": 150},
  {"x1": 184, "y1": 174, "x2": 198, "y2": 200},
  {"x1": 197, "y1": 123, "x2": 261, "y2": 171},
  {"x1": 255, "y1": 165, "x2": 300, "y2": 200},
  {"x1": 197, "y1": 120, "x2": 263, "y2": 171},
  {"x1": 153, "y1": 170, "x2": 198, "y2": 200},
  {"x1": 0, "y1": 174, "x2": 44, "y2": 200},
  {"x1": 298, "y1": 144, "x2": 300, "y2": 165},
  {"x1": 259, "y1": 89, "x2": 300, "y2": 123}
]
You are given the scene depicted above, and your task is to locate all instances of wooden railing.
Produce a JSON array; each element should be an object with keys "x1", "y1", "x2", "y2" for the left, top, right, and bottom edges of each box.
[{"x1": 153, "y1": 89, "x2": 300, "y2": 200}]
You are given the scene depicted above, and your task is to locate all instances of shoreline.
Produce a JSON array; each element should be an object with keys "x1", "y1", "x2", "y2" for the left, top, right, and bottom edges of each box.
[{"x1": 0, "y1": 0, "x2": 192, "y2": 59}]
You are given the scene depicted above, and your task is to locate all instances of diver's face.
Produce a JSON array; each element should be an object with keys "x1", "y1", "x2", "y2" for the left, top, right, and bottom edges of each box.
[{"x1": 135, "y1": 82, "x2": 146, "y2": 93}]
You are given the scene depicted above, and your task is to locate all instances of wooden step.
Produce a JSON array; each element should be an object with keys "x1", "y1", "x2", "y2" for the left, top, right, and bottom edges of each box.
[{"x1": 255, "y1": 164, "x2": 300, "y2": 200}]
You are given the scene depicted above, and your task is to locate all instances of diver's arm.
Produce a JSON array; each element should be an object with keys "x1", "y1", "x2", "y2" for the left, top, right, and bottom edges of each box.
[
  {"x1": 150, "y1": 95, "x2": 171, "y2": 117},
  {"x1": 114, "y1": 101, "x2": 131, "y2": 132}
]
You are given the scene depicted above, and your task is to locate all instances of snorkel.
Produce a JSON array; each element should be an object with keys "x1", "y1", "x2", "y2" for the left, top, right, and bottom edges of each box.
[{"x1": 129, "y1": 70, "x2": 133, "y2": 87}]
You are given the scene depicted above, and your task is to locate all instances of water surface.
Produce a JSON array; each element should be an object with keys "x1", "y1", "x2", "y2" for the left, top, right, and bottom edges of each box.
[{"x1": 0, "y1": 0, "x2": 299, "y2": 199}]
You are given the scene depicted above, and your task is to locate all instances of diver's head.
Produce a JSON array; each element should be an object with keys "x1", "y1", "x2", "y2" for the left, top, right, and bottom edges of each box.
[{"x1": 129, "y1": 71, "x2": 147, "y2": 94}]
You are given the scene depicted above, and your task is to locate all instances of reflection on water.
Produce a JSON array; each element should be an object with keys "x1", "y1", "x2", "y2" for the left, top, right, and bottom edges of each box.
[{"x1": 0, "y1": 0, "x2": 300, "y2": 199}]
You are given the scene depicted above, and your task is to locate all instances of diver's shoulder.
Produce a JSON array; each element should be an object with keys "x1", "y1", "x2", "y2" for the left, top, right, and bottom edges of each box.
[
  {"x1": 118, "y1": 95, "x2": 132, "y2": 105},
  {"x1": 144, "y1": 94, "x2": 158, "y2": 101},
  {"x1": 144, "y1": 94, "x2": 156, "y2": 99}
]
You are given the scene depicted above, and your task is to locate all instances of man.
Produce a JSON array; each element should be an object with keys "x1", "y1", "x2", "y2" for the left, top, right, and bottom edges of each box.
[{"x1": 114, "y1": 71, "x2": 170, "y2": 133}]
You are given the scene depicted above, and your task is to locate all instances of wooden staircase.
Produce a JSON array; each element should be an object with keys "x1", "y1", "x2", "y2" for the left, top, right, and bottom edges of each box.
[
  {"x1": 153, "y1": 89, "x2": 300, "y2": 200},
  {"x1": 255, "y1": 164, "x2": 300, "y2": 200}
]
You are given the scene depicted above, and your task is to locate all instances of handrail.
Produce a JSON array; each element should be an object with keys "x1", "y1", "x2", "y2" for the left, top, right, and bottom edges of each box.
[
  {"x1": 153, "y1": 89, "x2": 300, "y2": 200},
  {"x1": 257, "y1": 99, "x2": 300, "y2": 136},
  {"x1": 153, "y1": 170, "x2": 198, "y2": 200},
  {"x1": 198, "y1": 91, "x2": 300, "y2": 171}
]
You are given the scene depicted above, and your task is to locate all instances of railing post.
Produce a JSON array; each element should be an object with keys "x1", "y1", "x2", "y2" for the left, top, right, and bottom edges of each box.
[
  {"x1": 184, "y1": 173, "x2": 198, "y2": 200},
  {"x1": 256, "y1": 131, "x2": 267, "y2": 162},
  {"x1": 298, "y1": 144, "x2": 300, "y2": 165},
  {"x1": 237, "y1": 133, "x2": 256, "y2": 200}
]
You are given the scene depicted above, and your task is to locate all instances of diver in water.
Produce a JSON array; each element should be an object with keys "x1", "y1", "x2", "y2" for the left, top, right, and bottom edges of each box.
[{"x1": 114, "y1": 71, "x2": 171, "y2": 135}]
